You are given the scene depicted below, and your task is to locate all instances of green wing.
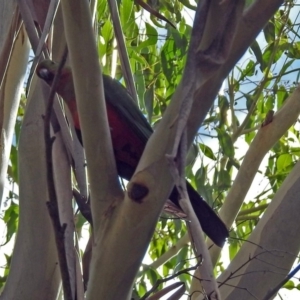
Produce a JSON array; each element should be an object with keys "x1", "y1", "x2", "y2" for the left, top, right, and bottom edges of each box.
[{"x1": 102, "y1": 75, "x2": 153, "y2": 145}]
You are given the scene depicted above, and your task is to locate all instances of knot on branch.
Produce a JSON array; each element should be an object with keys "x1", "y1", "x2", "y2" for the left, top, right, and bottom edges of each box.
[{"x1": 128, "y1": 183, "x2": 149, "y2": 203}]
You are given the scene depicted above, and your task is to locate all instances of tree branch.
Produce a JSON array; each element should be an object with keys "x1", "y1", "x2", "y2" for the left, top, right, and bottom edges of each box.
[
  {"x1": 108, "y1": 0, "x2": 138, "y2": 103},
  {"x1": 43, "y1": 49, "x2": 73, "y2": 300},
  {"x1": 61, "y1": 0, "x2": 123, "y2": 230},
  {"x1": 218, "y1": 159, "x2": 300, "y2": 298},
  {"x1": 209, "y1": 85, "x2": 300, "y2": 265},
  {"x1": 168, "y1": 131, "x2": 220, "y2": 299}
]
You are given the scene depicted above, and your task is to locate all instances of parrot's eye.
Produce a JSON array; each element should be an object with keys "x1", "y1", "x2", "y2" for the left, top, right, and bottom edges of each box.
[{"x1": 37, "y1": 68, "x2": 55, "y2": 82}]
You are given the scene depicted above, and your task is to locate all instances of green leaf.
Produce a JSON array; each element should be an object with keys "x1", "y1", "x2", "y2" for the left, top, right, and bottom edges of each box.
[
  {"x1": 218, "y1": 95, "x2": 229, "y2": 128},
  {"x1": 128, "y1": 50, "x2": 148, "y2": 65},
  {"x1": 137, "y1": 23, "x2": 158, "y2": 51},
  {"x1": 287, "y1": 41, "x2": 300, "y2": 59},
  {"x1": 138, "y1": 281, "x2": 147, "y2": 295},
  {"x1": 250, "y1": 40, "x2": 264, "y2": 71},
  {"x1": 97, "y1": 0, "x2": 107, "y2": 14},
  {"x1": 229, "y1": 232, "x2": 239, "y2": 260},
  {"x1": 199, "y1": 143, "x2": 216, "y2": 161},
  {"x1": 216, "y1": 128, "x2": 235, "y2": 158},
  {"x1": 218, "y1": 169, "x2": 231, "y2": 189},
  {"x1": 244, "y1": 60, "x2": 256, "y2": 77},
  {"x1": 277, "y1": 86, "x2": 288, "y2": 109},
  {"x1": 101, "y1": 20, "x2": 113, "y2": 44},
  {"x1": 290, "y1": 147, "x2": 300, "y2": 157},
  {"x1": 146, "y1": 268, "x2": 158, "y2": 286},
  {"x1": 265, "y1": 95, "x2": 275, "y2": 111},
  {"x1": 120, "y1": 0, "x2": 134, "y2": 29},
  {"x1": 244, "y1": 93, "x2": 255, "y2": 111},
  {"x1": 174, "y1": 246, "x2": 188, "y2": 273},
  {"x1": 174, "y1": 218, "x2": 182, "y2": 236},
  {"x1": 262, "y1": 40, "x2": 289, "y2": 66},
  {"x1": 2, "y1": 204, "x2": 19, "y2": 245},
  {"x1": 283, "y1": 280, "x2": 295, "y2": 290},
  {"x1": 195, "y1": 166, "x2": 206, "y2": 188},
  {"x1": 161, "y1": 48, "x2": 172, "y2": 81},
  {"x1": 178, "y1": 0, "x2": 197, "y2": 10},
  {"x1": 170, "y1": 28, "x2": 187, "y2": 57},
  {"x1": 263, "y1": 19, "x2": 275, "y2": 43},
  {"x1": 276, "y1": 153, "x2": 292, "y2": 171},
  {"x1": 9, "y1": 145, "x2": 18, "y2": 183},
  {"x1": 280, "y1": 59, "x2": 295, "y2": 75},
  {"x1": 144, "y1": 85, "x2": 154, "y2": 123}
]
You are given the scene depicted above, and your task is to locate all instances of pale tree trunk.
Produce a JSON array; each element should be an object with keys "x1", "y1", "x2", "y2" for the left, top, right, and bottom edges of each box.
[
  {"x1": 1, "y1": 1, "x2": 86, "y2": 298},
  {"x1": 0, "y1": 1, "x2": 30, "y2": 205},
  {"x1": 1, "y1": 75, "x2": 61, "y2": 300},
  {"x1": 218, "y1": 154, "x2": 300, "y2": 299}
]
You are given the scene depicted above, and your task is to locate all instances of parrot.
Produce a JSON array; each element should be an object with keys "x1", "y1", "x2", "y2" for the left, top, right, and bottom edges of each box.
[{"x1": 36, "y1": 59, "x2": 228, "y2": 247}]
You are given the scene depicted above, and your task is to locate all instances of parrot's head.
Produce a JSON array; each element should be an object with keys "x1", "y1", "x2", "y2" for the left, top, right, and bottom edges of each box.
[
  {"x1": 36, "y1": 59, "x2": 80, "y2": 128},
  {"x1": 36, "y1": 59, "x2": 59, "y2": 85},
  {"x1": 36, "y1": 59, "x2": 75, "y2": 102}
]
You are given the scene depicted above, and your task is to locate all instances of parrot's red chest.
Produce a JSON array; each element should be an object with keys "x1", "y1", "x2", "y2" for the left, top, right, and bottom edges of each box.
[
  {"x1": 105, "y1": 102, "x2": 145, "y2": 168},
  {"x1": 67, "y1": 97, "x2": 145, "y2": 168}
]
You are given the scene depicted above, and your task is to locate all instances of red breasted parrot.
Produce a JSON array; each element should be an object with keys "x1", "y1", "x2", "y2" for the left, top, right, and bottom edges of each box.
[{"x1": 36, "y1": 59, "x2": 228, "y2": 247}]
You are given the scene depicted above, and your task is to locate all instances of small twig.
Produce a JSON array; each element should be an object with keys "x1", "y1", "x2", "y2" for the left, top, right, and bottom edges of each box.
[
  {"x1": 191, "y1": 279, "x2": 260, "y2": 300},
  {"x1": 146, "y1": 282, "x2": 185, "y2": 300},
  {"x1": 167, "y1": 130, "x2": 221, "y2": 299},
  {"x1": 140, "y1": 263, "x2": 200, "y2": 300},
  {"x1": 43, "y1": 48, "x2": 74, "y2": 300},
  {"x1": 218, "y1": 250, "x2": 281, "y2": 290},
  {"x1": 134, "y1": 0, "x2": 175, "y2": 29}
]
